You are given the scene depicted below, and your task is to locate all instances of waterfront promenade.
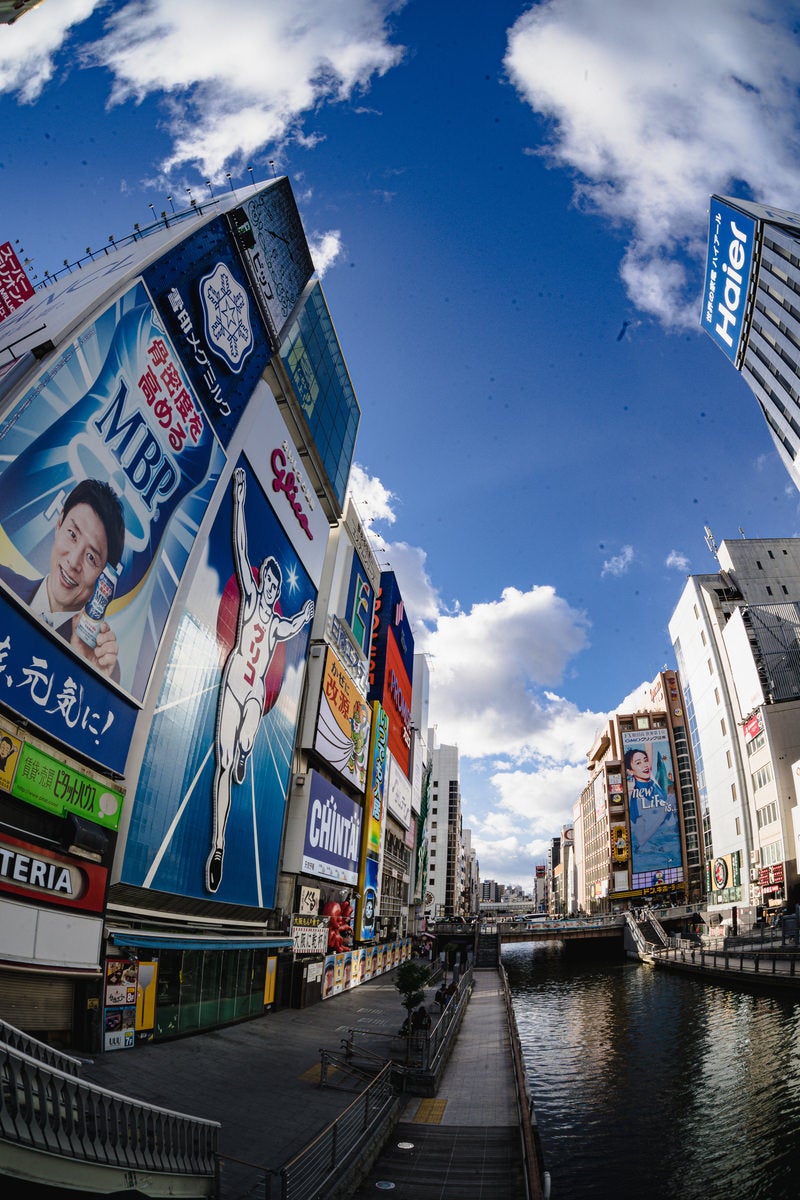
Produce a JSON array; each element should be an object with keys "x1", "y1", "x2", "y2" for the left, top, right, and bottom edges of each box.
[{"x1": 81, "y1": 962, "x2": 534, "y2": 1198}]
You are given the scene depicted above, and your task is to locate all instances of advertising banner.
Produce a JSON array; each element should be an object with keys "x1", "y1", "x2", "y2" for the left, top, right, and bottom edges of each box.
[
  {"x1": 302, "y1": 770, "x2": 363, "y2": 886},
  {"x1": 385, "y1": 751, "x2": 412, "y2": 829},
  {"x1": 321, "y1": 937, "x2": 411, "y2": 999},
  {"x1": 291, "y1": 914, "x2": 329, "y2": 955},
  {"x1": 0, "y1": 594, "x2": 137, "y2": 771},
  {"x1": 0, "y1": 280, "x2": 226, "y2": 706},
  {"x1": 103, "y1": 958, "x2": 137, "y2": 1051},
  {"x1": 702, "y1": 196, "x2": 756, "y2": 364},
  {"x1": 121, "y1": 448, "x2": 317, "y2": 907},
  {"x1": 356, "y1": 702, "x2": 387, "y2": 941},
  {"x1": 0, "y1": 241, "x2": 35, "y2": 323},
  {"x1": 0, "y1": 830, "x2": 108, "y2": 912},
  {"x1": 313, "y1": 646, "x2": 371, "y2": 792},
  {"x1": 622, "y1": 729, "x2": 683, "y2": 888},
  {"x1": 143, "y1": 220, "x2": 271, "y2": 446},
  {"x1": 227, "y1": 178, "x2": 315, "y2": 349}
]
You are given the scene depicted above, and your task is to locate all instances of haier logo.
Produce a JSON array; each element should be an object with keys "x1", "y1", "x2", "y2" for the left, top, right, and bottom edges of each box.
[{"x1": 702, "y1": 199, "x2": 756, "y2": 364}]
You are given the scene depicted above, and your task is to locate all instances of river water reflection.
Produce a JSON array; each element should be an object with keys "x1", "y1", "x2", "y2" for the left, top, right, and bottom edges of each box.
[{"x1": 504, "y1": 941, "x2": 800, "y2": 1200}]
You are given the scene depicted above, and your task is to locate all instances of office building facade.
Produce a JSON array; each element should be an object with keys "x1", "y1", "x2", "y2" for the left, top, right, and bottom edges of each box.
[{"x1": 703, "y1": 194, "x2": 800, "y2": 493}]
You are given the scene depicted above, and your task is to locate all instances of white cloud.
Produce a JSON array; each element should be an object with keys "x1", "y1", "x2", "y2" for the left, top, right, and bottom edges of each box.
[
  {"x1": 81, "y1": 0, "x2": 407, "y2": 177},
  {"x1": 601, "y1": 544, "x2": 634, "y2": 577},
  {"x1": 505, "y1": 0, "x2": 800, "y2": 327},
  {"x1": 665, "y1": 549, "x2": 690, "y2": 571},
  {"x1": 0, "y1": 0, "x2": 98, "y2": 102},
  {"x1": 307, "y1": 229, "x2": 344, "y2": 276}
]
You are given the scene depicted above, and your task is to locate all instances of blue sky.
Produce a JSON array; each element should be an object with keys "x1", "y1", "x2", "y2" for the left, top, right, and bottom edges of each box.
[{"x1": 3, "y1": 0, "x2": 800, "y2": 885}]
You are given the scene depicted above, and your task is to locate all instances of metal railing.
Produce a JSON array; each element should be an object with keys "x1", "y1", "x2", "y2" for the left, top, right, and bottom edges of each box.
[
  {"x1": 0, "y1": 1037, "x2": 219, "y2": 1183},
  {"x1": 277, "y1": 1060, "x2": 397, "y2": 1200},
  {"x1": 0, "y1": 1018, "x2": 83, "y2": 1076},
  {"x1": 657, "y1": 944, "x2": 800, "y2": 980},
  {"x1": 499, "y1": 963, "x2": 549, "y2": 1200}
]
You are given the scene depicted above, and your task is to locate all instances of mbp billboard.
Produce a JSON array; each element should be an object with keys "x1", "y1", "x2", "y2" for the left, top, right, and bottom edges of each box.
[
  {"x1": 622, "y1": 728, "x2": 683, "y2": 889},
  {"x1": 0, "y1": 280, "x2": 226, "y2": 710},
  {"x1": 121, "y1": 391, "x2": 327, "y2": 907},
  {"x1": 702, "y1": 195, "x2": 756, "y2": 364}
]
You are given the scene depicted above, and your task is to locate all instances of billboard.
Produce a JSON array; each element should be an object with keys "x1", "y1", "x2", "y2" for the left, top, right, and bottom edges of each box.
[
  {"x1": 0, "y1": 830, "x2": 108, "y2": 914},
  {"x1": 622, "y1": 728, "x2": 683, "y2": 888},
  {"x1": 121, "y1": 409, "x2": 325, "y2": 906},
  {"x1": 356, "y1": 701, "x2": 388, "y2": 941},
  {"x1": 702, "y1": 196, "x2": 756, "y2": 364},
  {"x1": 0, "y1": 280, "x2": 226, "y2": 707},
  {"x1": 0, "y1": 242, "x2": 34, "y2": 323},
  {"x1": 313, "y1": 646, "x2": 371, "y2": 792},
  {"x1": 143, "y1": 220, "x2": 272, "y2": 447},
  {"x1": 301, "y1": 770, "x2": 363, "y2": 886},
  {"x1": 227, "y1": 177, "x2": 315, "y2": 349}
]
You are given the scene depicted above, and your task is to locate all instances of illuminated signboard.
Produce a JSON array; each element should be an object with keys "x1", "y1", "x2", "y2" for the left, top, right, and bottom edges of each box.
[
  {"x1": 11, "y1": 739, "x2": 124, "y2": 831},
  {"x1": 301, "y1": 770, "x2": 363, "y2": 886},
  {"x1": 623, "y1": 728, "x2": 683, "y2": 890},
  {"x1": 314, "y1": 646, "x2": 371, "y2": 793},
  {"x1": 0, "y1": 831, "x2": 107, "y2": 913},
  {"x1": 0, "y1": 241, "x2": 34, "y2": 323}
]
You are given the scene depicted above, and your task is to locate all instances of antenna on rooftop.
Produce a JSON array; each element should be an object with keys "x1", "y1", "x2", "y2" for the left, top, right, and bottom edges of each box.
[
  {"x1": 704, "y1": 525, "x2": 718, "y2": 559},
  {"x1": 739, "y1": 527, "x2": 746, "y2": 538}
]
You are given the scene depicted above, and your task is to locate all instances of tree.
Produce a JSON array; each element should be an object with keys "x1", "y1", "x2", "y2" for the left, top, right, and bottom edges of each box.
[{"x1": 395, "y1": 961, "x2": 431, "y2": 1028}]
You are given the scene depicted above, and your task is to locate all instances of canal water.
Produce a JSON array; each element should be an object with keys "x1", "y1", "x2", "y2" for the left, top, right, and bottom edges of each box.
[{"x1": 504, "y1": 941, "x2": 800, "y2": 1200}]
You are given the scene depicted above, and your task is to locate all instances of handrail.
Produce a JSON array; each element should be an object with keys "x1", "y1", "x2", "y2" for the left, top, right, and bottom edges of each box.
[
  {"x1": 0, "y1": 1019, "x2": 83, "y2": 1076},
  {"x1": 278, "y1": 1060, "x2": 397, "y2": 1200},
  {"x1": 0, "y1": 1039, "x2": 219, "y2": 1180},
  {"x1": 499, "y1": 963, "x2": 548, "y2": 1200}
]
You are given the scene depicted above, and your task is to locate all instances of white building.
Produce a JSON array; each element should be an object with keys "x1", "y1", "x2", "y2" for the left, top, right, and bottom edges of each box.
[
  {"x1": 425, "y1": 736, "x2": 462, "y2": 919},
  {"x1": 669, "y1": 535, "x2": 800, "y2": 928}
]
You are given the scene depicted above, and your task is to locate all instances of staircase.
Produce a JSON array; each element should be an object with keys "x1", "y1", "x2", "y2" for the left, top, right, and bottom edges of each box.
[
  {"x1": 476, "y1": 925, "x2": 501, "y2": 967},
  {"x1": 0, "y1": 1019, "x2": 219, "y2": 1197}
]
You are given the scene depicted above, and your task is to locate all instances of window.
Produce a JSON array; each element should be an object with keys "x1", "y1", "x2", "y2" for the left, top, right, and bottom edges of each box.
[
  {"x1": 726, "y1": 750, "x2": 732, "y2": 768},
  {"x1": 720, "y1": 718, "x2": 727, "y2": 736},
  {"x1": 753, "y1": 762, "x2": 774, "y2": 790},
  {"x1": 636, "y1": 717, "x2": 649, "y2": 729},
  {"x1": 766, "y1": 586, "x2": 773, "y2": 596},
  {"x1": 768, "y1": 550, "x2": 775, "y2": 559},
  {"x1": 708, "y1": 659, "x2": 714, "y2": 675},
  {"x1": 782, "y1": 585, "x2": 789, "y2": 594},
  {"x1": 735, "y1": 817, "x2": 741, "y2": 836},
  {"x1": 731, "y1": 782, "x2": 737, "y2": 802},
  {"x1": 693, "y1": 604, "x2": 699, "y2": 619},
  {"x1": 701, "y1": 630, "x2": 707, "y2": 646},
  {"x1": 757, "y1": 801, "x2": 779, "y2": 828},
  {"x1": 714, "y1": 688, "x2": 720, "y2": 705},
  {"x1": 757, "y1": 560, "x2": 763, "y2": 569}
]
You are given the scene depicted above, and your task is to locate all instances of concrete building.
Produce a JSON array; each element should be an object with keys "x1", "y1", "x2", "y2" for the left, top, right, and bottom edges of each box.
[
  {"x1": 669, "y1": 536, "x2": 800, "y2": 929},
  {"x1": 702, "y1": 195, "x2": 800, "y2": 495},
  {"x1": 581, "y1": 670, "x2": 703, "y2": 914},
  {"x1": 426, "y1": 736, "x2": 462, "y2": 919}
]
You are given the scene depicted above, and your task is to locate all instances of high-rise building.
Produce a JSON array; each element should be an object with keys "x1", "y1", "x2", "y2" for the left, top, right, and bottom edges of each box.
[
  {"x1": 669, "y1": 536, "x2": 800, "y2": 930},
  {"x1": 702, "y1": 195, "x2": 800, "y2": 493},
  {"x1": 426, "y1": 736, "x2": 462, "y2": 919}
]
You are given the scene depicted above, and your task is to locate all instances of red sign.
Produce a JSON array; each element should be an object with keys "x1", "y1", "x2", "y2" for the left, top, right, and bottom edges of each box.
[
  {"x1": 0, "y1": 242, "x2": 35, "y2": 323},
  {"x1": 0, "y1": 831, "x2": 107, "y2": 912},
  {"x1": 772, "y1": 863, "x2": 785, "y2": 883},
  {"x1": 743, "y1": 713, "x2": 762, "y2": 741}
]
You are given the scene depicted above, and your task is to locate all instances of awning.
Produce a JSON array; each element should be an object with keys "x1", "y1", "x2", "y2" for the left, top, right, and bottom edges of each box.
[{"x1": 108, "y1": 930, "x2": 294, "y2": 952}]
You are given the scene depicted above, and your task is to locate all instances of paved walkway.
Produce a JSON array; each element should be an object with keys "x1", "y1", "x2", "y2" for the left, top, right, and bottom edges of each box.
[
  {"x1": 351, "y1": 969, "x2": 529, "y2": 1199},
  {"x1": 81, "y1": 965, "x2": 528, "y2": 1198}
]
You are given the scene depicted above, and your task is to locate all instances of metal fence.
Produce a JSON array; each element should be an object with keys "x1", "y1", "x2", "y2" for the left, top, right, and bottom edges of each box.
[
  {"x1": 0, "y1": 1036, "x2": 219, "y2": 1183},
  {"x1": 658, "y1": 944, "x2": 800, "y2": 980},
  {"x1": 276, "y1": 1060, "x2": 397, "y2": 1200}
]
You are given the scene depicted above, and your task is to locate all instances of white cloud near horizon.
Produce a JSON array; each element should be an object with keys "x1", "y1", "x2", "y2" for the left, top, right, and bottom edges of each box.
[{"x1": 505, "y1": 0, "x2": 800, "y2": 328}]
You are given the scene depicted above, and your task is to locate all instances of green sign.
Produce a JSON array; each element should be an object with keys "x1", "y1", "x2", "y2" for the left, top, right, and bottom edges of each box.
[{"x1": 12, "y1": 743, "x2": 124, "y2": 831}]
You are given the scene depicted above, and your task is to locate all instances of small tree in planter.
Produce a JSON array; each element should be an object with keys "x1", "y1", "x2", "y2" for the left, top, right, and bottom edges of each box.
[{"x1": 395, "y1": 961, "x2": 431, "y2": 1056}]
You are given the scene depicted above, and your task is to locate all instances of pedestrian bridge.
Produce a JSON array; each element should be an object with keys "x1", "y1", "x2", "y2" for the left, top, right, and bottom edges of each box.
[{"x1": 494, "y1": 916, "x2": 625, "y2": 945}]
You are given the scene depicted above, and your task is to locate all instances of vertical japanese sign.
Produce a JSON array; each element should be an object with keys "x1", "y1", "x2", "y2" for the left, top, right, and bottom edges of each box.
[
  {"x1": 0, "y1": 242, "x2": 34, "y2": 324},
  {"x1": 356, "y1": 702, "x2": 387, "y2": 941}
]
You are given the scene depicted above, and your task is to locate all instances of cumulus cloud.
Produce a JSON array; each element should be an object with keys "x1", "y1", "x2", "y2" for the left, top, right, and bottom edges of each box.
[
  {"x1": 307, "y1": 229, "x2": 344, "y2": 276},
  {"x1": 0, "y1": 0, "x2": 98, "y2": 102},
  {"x1": 505, "y1": 0, "x2": 800, "y2": 327},
  {"x1": 81, "y1": 0, "x2": 407, "y2": 177},
  {"x1": 665, "y1": 549, "x2": 690, "y2": 571},
  {"x1": 601, "y1": 544, "x2": 634, "y2": 577}
]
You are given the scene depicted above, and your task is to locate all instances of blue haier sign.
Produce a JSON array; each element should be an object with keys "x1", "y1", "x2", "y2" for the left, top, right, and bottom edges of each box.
[{"x1": 702, "y1": 196, "x2": 756, "y2": 364}]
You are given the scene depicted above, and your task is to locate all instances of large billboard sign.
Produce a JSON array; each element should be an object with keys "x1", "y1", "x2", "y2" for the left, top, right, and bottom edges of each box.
[
  {"x1": 702, "y1": 196, "x2": 756, "y2": 364},
  {"x1": 622, "y1": 728, "x2": 683, "y2": 889},
  {"x1": 356, "y1": 701, "x2": 387, "y2": 941},
  {"x1": 227, "y1": 178, "x2": 315, "y2": 350},
  {"x1": 301, "y1": 770, "x2": 363, "y2": 886},
  {"x1": 0, "y1": 281, "x2": 226, "y2": 708},
  {"x1": 0, "y1": 242, "x2": 35, "y2": 324},
  {"x1": 313, "y1": 646, "x2": 371, "y2": 793},
  {"x1": 121, "y1": 400, "x2": 326, "y2": 907},
  {"x1": 143, "y1": 221, "x2": 272, "y2": 447}
]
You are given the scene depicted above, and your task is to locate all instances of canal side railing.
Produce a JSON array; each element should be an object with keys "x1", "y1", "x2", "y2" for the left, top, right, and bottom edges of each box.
[
  {"x1": 0, "y1": 1026, "x2": 219, "y2": 1192},
  {"x1": 654, "y1": 943, "x2": 800, "y2": 989},
  {"x1": 499, "y1": 963, "x2": 550, "y2": 1200}
]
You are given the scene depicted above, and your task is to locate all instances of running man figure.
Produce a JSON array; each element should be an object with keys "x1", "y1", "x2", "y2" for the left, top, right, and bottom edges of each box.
[{"x1": 205, "y1": 467, "x2": 314, "y2": 893}]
